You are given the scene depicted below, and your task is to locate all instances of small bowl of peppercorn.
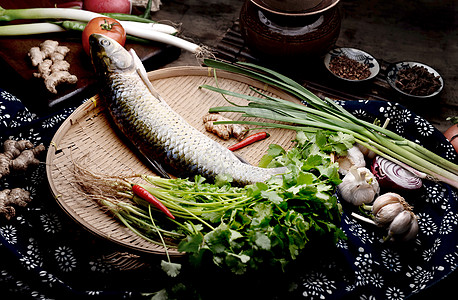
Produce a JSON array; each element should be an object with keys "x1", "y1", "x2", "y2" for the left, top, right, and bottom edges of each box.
[
  {"x1": 324, "y1": 47, "x2": 380, "y2": 82},
  {"x1": 386, "y1": 61, "x2": 443, "y2": 99}
]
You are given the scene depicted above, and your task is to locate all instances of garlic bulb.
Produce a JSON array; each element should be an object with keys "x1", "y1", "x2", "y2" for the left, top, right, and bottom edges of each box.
[
  {"x1": 338, "y1": 167, "x2": 380, "y2": 206},
  {"x1": 337, "y1": 145, "x2": 366, "y2": 175},
  {"x1": 371, "y1": 192, "x2": 419, "y2": 241}
]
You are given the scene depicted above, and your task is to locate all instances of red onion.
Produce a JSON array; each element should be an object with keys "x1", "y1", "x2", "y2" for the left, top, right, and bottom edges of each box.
[{"x1": 371, "y1": 156, "x2": 422, "y2": 190}]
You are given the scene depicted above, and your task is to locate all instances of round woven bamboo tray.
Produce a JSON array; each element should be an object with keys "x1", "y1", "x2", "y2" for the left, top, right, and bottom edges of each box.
[{"x1": 46, "y1": 66, "x2": 299, "y2": 255}]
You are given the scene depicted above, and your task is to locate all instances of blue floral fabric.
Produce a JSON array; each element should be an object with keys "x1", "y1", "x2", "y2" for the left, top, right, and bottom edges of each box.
[{"x1": 0, "y1": 88, "x2": 457, "y2": 300}]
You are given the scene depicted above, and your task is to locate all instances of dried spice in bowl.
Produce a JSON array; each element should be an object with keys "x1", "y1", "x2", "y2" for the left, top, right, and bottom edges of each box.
[
  {"x1": 395, "y1": 65, "x2": 442, "y2": 96},
  {"x1": 328, "y1": 55, "x2": 371, "y2": 80}
]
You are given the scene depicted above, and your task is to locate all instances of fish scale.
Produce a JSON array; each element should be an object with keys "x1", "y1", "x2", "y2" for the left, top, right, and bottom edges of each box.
[{"x1": 89, "y1": 34, "x2": 285, "y2": 185}]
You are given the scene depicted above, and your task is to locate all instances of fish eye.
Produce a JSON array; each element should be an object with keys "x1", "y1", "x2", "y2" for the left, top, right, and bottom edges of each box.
[{"x1": 100, "y1": 39, "x2": 110, "y2": 46}]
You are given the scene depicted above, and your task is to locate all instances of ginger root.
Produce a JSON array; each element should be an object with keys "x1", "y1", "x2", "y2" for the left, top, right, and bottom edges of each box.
[
  {"x1": 0, "y1": 140, "x2": 45, "y2": 180},
  {"x1": 203, "y1": 113, "x2": 249, "y2": 140},
  {"x1": 0, "y1": 188, "x2": 31, "y2": 220},
  {"x1": 44, "y1": 71, "x2": 78, "y2": 94},
  {"x1": 28, "y1": 40, "x2": 77, "y2": 94}
]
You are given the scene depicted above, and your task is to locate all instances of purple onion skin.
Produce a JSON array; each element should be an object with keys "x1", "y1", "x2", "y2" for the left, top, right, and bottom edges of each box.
[{"x1": 371, "y1": 156, "x2": 422, "y2": 190}]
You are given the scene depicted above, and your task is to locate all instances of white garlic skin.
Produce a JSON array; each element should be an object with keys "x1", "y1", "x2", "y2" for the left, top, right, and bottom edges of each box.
[
  {"x1": 339, "y1": 167, "x2": 380, "y2": 206},
  {"x1": 372, "y1": 192, "x2": 406, "y2": 216},
  {"x1": 388, "y1": 210, "x2": 414, "y2": 236},
  {"x1": 337, "y1": 145, "x2": 366, "y2": 175},
  {"x1": 399, "y1": 216, "x2": 419, "y2": 241},
  {"x1": 374, "y1": 202, "x2": 404, "y2": 227}
]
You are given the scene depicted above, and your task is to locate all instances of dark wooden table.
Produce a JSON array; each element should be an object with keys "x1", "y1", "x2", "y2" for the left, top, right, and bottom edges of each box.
[
  {"x1": 154, "y1": 0, "x2": 457, "y2": 134},
  {"x1": 0, "y1": 0, "x2": 181, "y2": 114}
]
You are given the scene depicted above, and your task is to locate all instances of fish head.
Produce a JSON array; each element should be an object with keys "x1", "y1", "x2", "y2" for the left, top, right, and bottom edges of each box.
[{"x1": 89, "y1": 33, "x2": 135, "y2": 76}]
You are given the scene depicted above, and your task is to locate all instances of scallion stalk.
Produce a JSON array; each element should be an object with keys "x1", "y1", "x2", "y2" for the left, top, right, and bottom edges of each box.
[
  {"x1": 0, "y1": 22, "x2": 65, "y2": 35},
  {"x1": 203, "y1": 59, "x2": 458, "y2": 189}
]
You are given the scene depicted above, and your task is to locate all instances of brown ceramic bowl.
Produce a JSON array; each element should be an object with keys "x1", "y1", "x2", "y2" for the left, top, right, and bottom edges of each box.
[
  {"x1": 239, "y1": 0, "x2": 341, "y2": 59},
  {"x1": 386, "y1": 61, "x2": 444, "y2": 99}
]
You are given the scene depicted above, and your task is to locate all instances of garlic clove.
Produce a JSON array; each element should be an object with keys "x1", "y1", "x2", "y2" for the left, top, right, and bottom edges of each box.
[
  {"x1": 388, "y1": 210, "x2": 414, "y2": 236},
  {"x1": 399, "y1": 215, "x2": 419, "y2": 241},
  {"x1": 371, "y1": 192, "x2": 405, "y2": 215},
  {"x1": 374, "y1": 202, "x2": 405, "y2": 227}
]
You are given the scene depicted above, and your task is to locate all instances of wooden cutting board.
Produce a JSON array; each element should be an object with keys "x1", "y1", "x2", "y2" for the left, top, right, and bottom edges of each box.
[{"x1": 0, "y1": 0, "x2": 180, "y2": 114}]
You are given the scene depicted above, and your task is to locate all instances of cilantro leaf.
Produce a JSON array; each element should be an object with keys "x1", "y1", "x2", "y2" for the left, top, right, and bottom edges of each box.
[
  {"x1": 178, "y1": 233, "x2": 203, "y2": 253},
  {"x1": 161, "y1": 260, "x2": 182, "y2": 277}
]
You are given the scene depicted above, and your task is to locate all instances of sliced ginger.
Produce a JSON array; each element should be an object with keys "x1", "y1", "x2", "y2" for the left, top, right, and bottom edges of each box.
[{"x1": 203, "y1": 113, "x2": 249, "y2": 140}]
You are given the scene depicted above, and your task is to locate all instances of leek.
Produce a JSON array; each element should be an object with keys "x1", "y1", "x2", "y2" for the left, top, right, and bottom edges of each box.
[
  {"x1": 202, "y1": 59, "x2": 458, "y2": 189},
  {"x1": 0, "y1": 23, "x2": 64, "y2": 35}
]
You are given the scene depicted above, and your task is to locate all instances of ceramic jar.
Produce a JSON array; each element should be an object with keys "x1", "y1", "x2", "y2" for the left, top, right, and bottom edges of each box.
[{"x1": 239, "y1": 0, "x2": 341, "y2": 59}]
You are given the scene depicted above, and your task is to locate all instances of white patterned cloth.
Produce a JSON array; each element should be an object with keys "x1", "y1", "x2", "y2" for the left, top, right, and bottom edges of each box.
[{"x1": 0, "y1": 88, "x2": 457, "y2": 299}]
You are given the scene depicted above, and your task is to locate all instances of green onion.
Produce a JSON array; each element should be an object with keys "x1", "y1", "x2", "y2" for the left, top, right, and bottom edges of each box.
[
  {"x1": 0, "y1": 22, "x2": 65, "y2": 35},
  {"x1": 202, "y1": 59, "x2": 458, "y2": 189}
]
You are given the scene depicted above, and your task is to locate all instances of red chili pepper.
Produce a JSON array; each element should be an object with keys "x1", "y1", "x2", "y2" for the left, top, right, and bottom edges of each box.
[
  {"x1": 227, "y1": 132, "x2": 270, "y2": 151},
  {"x1": 132, "y1": 184, "x2": 175, "y2": 219}
]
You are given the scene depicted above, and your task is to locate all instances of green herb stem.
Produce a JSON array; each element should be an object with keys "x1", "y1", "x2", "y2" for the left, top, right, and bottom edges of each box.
[{"x1": 203, "y1": 59, "x2": 458, "y2": 189}]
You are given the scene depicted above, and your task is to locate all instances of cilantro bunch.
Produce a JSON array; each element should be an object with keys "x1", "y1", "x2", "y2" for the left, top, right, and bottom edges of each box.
[
  {"x1": 90, "y1": 130, "x2": 351, "y2": 276},
  {"x1": 174, "y1": 130, "x2": 349, "y2": 274}
]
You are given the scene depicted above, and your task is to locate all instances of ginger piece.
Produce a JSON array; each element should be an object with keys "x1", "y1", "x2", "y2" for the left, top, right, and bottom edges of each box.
[
  {"x1": 44, "y1": 71, "x2": 78, "y2": 94},
  {"x1": 50, "y1": 60, "x2": 70, "y2": 74},
  {"x1": 0, "y1": 139, "x2": 45, "y2": 179},
  {"x1": 28, "y1": 47, "x2": 45, "y2": 67},
  {"x1": 34, "y1": 60, "x2": 70, "y2": 79},
  {"x1": 50, "y1": 45, "x2": 70, "y2": 61},
  {"x1": 28, "y1": 40, "x2": 59, "y2": 66},
  {"x1": 203, "y1": 113, "x2": 248, "y2": 140},
  {"x1": 0, "y1": 188, "x2": 31, "y2": 220},
  {"x1": 40, "y1": 40, "x2": 59, "y2": 56},
  {"x1": 28, "y1": 40, "x2": 77, "y2": 93},
  {"x1": 33, "y1": 59, "x2": 53, "y2": 78}
]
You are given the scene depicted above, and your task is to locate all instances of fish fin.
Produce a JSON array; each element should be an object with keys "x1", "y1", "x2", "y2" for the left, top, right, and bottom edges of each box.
[
  {"x1": 138, "y1": 148, "x2": 171, "y2": 179},
  {"x1": 234, "y1": 154, "x2": 252, "y2": 165},
  {"x1": 129, "y1": 49, "x2": 163, "y2": 100}
]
